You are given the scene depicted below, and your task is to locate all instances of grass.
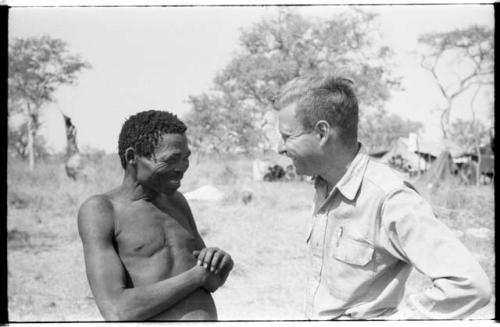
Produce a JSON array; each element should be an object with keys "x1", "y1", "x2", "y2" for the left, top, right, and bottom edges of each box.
[{"x1": 6, "y1": 153, "x2": 495, "y2": 321}]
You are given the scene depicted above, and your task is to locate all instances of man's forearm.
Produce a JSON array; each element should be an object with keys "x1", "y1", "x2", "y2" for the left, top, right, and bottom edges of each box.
[
  {"x1": 403, "y1": 275, "x2": 491, "y2": 319},
  {"x1": 103, "y1": 268, "x2": 203, "y2": 321},
  {"x1": 382, "y1": 189, "x2": 492, "y2": 319}
]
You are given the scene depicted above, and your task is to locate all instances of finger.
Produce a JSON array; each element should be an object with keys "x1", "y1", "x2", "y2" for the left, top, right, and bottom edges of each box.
[
  {"x1": 202, "y1": 248, "x2": 217, "y2": 270},
  {"x1": 197, "y1": 248, "x2": 208, "y2": 266},
  {"x1": 215, "y1": 255, "x2": 231, "y2": 275},
  {"x1": 215, "y1": 261, "x2": 231, "y2": 284},
  {"x1": 210, "y1": 251, "x2": 223, "y2": 273}
]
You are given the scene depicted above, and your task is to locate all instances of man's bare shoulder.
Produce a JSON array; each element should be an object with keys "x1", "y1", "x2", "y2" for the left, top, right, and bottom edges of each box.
[
  {"x1": 167, "y1": 191, "x2": 193, "y2": 217},
  {"x1": 79, "y1": 194, "x2": 115, "y2": 217},
  {"x1": 77, "y1": 194, "x2": 116, "y2": 239}
]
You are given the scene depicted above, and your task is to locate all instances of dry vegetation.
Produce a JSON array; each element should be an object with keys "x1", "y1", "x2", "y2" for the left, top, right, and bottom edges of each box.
[{"x1": 7, "y1": 153, "x2": 495, "y2": 321}]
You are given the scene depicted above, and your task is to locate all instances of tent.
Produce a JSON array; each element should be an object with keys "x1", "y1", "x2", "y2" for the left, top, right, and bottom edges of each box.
[
  {"x1": 377, "y1": 134, "x2": 466, "y2": 175},
  {"x1": 411, "y1": 136, "x2": 465, "y2": 159},
  {"x1": 415, "y1": 151, "x2": 461, "y2": 191},
  {"x1": 379, "y1": 138, "x2": 430, "y2": 174}
]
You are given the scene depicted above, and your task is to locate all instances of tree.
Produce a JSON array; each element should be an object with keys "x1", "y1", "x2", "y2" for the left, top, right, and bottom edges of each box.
[
  {"x1": 449, "y1": 88, "x2": 490, "y2": 186},
  {"x1": 359, "y1": 110, "x2": 424, "y2": 152},
  {"x1": 184, "y1": 8, "x2": 401, "y2": 154},
  {"x1": 449, "y1": 117, "x2": 488, "y2": 155},
  {"x1": 418, "y1": 25, "x2": 493, "y2": 139},
  {"x1": 8, "y1": 121, "x2": 50, "y2": 161},
  {"x1": 8, "y1": 35, "x2": 90, "y2": 170},
  {"x1": 185, "y1": 94, "x2": 260, "y2": 154}
]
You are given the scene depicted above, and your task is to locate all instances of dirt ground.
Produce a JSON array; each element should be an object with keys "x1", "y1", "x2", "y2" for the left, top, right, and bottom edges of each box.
[{"x1": 7, "y1": 156, "x2": 495, "y2": 321}]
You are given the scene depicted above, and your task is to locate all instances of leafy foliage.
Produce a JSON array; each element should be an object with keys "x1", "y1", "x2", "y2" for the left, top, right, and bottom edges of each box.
[
  {"x1": 9, "y1": 35, "x2": 90, "y2": 110},
  {"x1": 359, "y1": 110, "x2": 424, "y2": 152},
  {"x1": 184, "y1": 9, "x2": 402, "y2": 153},
  {"x1": 448, "y1": 118, "x2": 489, "y2": 154},
  {"x1": 8, "y1": 35, "x2": 90, "y2": 168},
  {"x1": 8, "y1": 121, "x2": 50, "y2": 160}
]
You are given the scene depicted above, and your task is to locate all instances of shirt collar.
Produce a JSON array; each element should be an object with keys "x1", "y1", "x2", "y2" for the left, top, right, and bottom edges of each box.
[
  {"x1": 315, "y1": 143, "x2": 369, "y2": 202},
  {"x1": 336, "y1": 144, "x2": 369, "y2": 201}
]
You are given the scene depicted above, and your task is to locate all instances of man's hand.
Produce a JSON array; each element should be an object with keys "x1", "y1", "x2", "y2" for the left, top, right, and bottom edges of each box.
[
  {"x1": 193, "y1": 247, "x2": 234, "y2": 286},
  {"x1": 190, "y1": 264, "x2": 222, "y2": 293}
]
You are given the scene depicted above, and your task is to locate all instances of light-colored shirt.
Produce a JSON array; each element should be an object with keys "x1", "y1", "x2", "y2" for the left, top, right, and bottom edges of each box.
[{"x1": 304, "y1": 145, "x2": 491, "y2": 320}]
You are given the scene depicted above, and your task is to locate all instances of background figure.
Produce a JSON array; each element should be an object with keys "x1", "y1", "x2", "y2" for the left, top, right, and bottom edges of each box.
[{"x1": 63, "y1": 114, "x2": 85, "y2": 181}]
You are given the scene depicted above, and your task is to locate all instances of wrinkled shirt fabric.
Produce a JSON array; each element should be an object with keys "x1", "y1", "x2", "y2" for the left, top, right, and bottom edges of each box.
[{"x1": 304, "y1": 144, "x2": 491, "y2": 320}]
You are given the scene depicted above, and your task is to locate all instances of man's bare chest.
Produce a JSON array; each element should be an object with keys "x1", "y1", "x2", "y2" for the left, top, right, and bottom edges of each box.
[{"x1": 113, "y1": 202, "x2": 197, "y2": 259}]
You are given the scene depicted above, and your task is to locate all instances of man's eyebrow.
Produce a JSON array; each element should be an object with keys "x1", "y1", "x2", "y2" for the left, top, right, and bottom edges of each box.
[
  {"x1": 156, "y1": 153, "x2": 179, "y2": 161},
  {"x1": 159, "y1": 150, "x2": 191, "y2": 161}
]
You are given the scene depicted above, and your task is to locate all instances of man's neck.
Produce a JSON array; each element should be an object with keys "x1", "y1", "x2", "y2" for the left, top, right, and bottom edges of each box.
[
  {"x1": 120, "y1": 171, "x2": 159, "y2": 202},
  {"x1": 319, "y1": 143, "x2": 360, "y2": 189}
]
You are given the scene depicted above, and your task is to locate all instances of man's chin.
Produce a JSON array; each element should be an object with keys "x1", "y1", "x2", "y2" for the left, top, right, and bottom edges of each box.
[
  {"x1": 162, "y1": 187, "x2": 179, "y2": 195},
  {"x1": 162, "y1": 182, "x2": 181, "y2": 194}
]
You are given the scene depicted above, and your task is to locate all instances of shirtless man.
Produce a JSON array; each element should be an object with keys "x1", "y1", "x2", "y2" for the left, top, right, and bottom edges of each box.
[{"x1": 77, "y1": 110, "x2": 233, "y2": 321}]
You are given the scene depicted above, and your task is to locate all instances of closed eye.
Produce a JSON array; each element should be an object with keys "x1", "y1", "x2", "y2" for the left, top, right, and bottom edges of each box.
[
  {"x1": 164, "y1": 156, "x2": 178, "y2": 164},
  {"x1": 162, "y1": 153, "x2": 190, "y2": 164}
]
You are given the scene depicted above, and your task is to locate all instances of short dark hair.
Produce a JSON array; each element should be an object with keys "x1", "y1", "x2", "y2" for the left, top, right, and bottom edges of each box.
[
  {"x1": 118, "y1": 110, "x2": 187, "y2": 169},
  {"x1": 276, "y1": 75, "x2": 358, "y2": 143}
]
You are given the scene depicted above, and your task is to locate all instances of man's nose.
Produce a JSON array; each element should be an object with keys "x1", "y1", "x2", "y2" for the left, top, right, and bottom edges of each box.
[{"x1": 176, "y1": 160, "x2": 189, "y2": 172}]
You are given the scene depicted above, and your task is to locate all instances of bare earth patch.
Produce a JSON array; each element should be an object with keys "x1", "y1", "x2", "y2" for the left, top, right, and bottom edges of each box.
[{"x1": 7, "y1": 156, "x2": 495, "y2": 321}]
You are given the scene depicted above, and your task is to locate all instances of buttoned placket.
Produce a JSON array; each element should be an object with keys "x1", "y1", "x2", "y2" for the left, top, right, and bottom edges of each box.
[{"x1": 306, "y1": 183, "x2": 336, "y2": 317}]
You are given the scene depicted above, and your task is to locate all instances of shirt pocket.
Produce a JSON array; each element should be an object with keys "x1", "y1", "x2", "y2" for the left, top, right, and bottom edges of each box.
[
  {"x1": 325, "y1": 235, "x2": 376, "y2": 300},
  {"x1": 332, "y1": 236, "x2": 374, "y2": 266}
]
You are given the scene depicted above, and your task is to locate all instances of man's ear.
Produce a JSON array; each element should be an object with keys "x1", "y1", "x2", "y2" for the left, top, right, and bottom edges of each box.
[
  {"x1": 125, "y1": 147, "x2": 137, "y2": 167},
  {"x1": 314, "y1": 120, "x2": 332, "y2": 146}
]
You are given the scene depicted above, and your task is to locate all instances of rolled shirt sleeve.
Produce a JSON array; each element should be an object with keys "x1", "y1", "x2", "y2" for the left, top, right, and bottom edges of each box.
[{"x1": 380, "y1": 187, "x2": 492, "y2": 319}]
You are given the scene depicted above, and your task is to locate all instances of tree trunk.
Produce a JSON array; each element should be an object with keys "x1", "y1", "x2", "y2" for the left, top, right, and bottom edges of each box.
[
  {"x1": 440, "y1": 102, "x2": 452, "y2": 140},
  {"x1": 27, "y1": 117, "x2": 35, "y2": 170},
  {"x1": 475, "y1": 143, "x2": 481, "y2": 186},
  {"x1": 470, "y1": 85, "x2": 482, "y2": 186}
]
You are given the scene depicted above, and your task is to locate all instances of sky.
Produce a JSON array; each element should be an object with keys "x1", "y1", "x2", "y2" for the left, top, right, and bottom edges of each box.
[{"x1": 9, "y1": 4, "x2": 494, "y2": 154}]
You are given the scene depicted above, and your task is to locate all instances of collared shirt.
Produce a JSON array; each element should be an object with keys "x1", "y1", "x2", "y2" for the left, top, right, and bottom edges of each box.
[{"x1": 304, "y1": 144, "x2": 491, "y2": 320}]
